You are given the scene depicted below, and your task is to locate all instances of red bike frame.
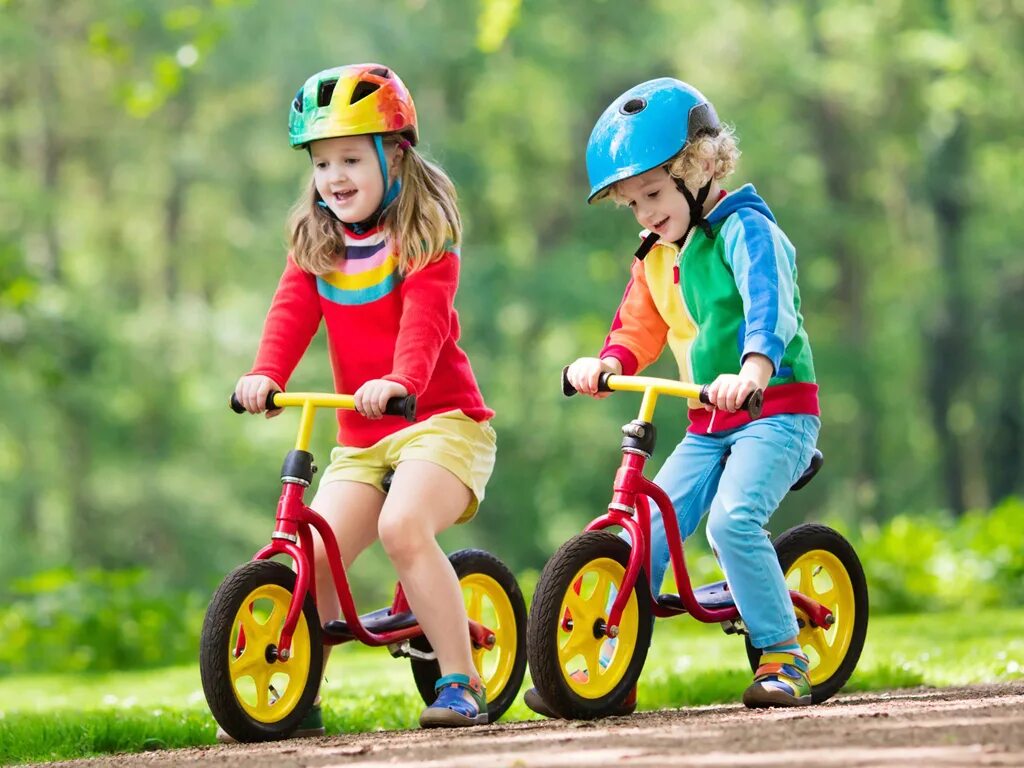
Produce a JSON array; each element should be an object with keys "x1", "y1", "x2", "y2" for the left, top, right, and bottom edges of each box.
[
  {"x1": 558, "y1": 370, "x2": 835, "y2": 641},
  {"x1": 587, "y1": 449, "x2": 833, "y2": 636},
  {"x1": 231, "y1": 391, "x2": 496, "y2": 659},
  {"x1": 248, "y1": 478, "x2": 496, "y2": 658}
]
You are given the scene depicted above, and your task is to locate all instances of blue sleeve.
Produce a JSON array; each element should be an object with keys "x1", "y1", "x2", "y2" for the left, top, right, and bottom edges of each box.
[{"x1": 721, "y1": 210, "x2": 799, "y2": 373}]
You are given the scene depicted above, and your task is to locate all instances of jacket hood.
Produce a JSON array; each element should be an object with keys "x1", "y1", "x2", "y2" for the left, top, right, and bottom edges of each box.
[{"x1": 706, "y1": 183, "x2": 776, "y2": 226}]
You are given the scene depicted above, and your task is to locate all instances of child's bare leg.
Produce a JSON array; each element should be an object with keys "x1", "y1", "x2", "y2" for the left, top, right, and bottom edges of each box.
[
  {"x1": 212, "y1": 480, "x2": 382, "y2": 743},
  {"x1": 308, "y1": 480, "x2": 385, "y2": 684},
  {"x1": 376, "y1": 461, "x2": 477, "y2": 693}
]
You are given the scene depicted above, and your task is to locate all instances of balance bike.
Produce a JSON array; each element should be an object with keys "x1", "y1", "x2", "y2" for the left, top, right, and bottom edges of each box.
[
  {"x1": 200, "y1": 391, "x2": 527, "y2": 741},
  {"x1": 526, "y1": 371, "x2": 868, "y2": 719}
]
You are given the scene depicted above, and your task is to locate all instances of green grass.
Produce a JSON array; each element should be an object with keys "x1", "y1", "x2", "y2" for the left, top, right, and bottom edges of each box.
[{"x1": 4, "y1": 608, "x2": 1023, "y2": 765}]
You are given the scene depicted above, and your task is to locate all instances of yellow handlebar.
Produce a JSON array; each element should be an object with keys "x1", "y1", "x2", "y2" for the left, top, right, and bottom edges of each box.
[
  {"x1": 596, "y1": 375, "x2": 703, "y2": 401},
  {"x1": 268, "y1": 392, "x2": 357, "y2": 410},
  {"x1": 560, "y1": 367, "x2": 763, "y2": 422},
  {"x1": 229, "y1": 391, "x2": 417, "y2": 452}
]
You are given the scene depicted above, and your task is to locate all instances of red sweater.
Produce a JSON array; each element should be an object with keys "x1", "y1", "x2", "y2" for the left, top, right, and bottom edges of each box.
[{"x1": 250, "y1": 227, "x2": 493, "y2": 447}]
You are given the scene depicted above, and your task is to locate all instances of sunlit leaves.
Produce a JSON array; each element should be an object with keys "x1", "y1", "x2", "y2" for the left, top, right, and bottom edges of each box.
[{"x1": 476, "y1": 0, "x2": 521, "y2": 53}]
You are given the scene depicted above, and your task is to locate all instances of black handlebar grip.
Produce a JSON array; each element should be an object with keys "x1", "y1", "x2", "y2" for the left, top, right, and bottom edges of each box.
[
  {"x1": 383, "y1": 395, "x2": 417, "y2": 422},
  {"x1": 699, "y1": 386, "x2": 764, "y2": 419},
  {"x1": 561, "y1": 366, "x2": 617, "y2": 398},
  {"x1": 229, "y1": 391, "x2": 280, "y2": 413},
  {"x1": 746, "y1": 389, "x2": 764, "y2": 419},
  {"x1": 561, "y1": 366, "x2": 578, "y2": 397}
]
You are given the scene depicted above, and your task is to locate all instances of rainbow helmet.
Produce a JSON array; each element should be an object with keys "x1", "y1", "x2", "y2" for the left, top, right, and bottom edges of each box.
[
  {"x1": 288, "y1": 63, "x2": 418, "y2": 149},
  {"x1": 585, "y1": 78, "x2": 718, "y2": 202}
]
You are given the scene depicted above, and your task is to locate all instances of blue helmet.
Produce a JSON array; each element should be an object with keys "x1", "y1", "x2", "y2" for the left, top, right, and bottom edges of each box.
[{"x1": 585, "y1": 78, "x2": 719, "y2": 203}]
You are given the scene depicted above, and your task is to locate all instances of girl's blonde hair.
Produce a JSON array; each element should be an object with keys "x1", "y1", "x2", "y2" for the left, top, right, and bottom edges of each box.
[
  {"x1": 287, "y1": 136, "x2": 462, "y2": 275},
  {"x1": 608, "y1": 124, "x2": 740, "y2": 205}
]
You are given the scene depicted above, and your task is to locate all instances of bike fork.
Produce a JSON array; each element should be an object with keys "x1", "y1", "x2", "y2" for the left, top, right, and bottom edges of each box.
[{"x1": 584, "y1": 447, "x2": 653, "y2": 638}]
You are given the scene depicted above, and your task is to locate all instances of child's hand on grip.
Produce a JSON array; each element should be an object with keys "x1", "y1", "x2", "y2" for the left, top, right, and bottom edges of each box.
[
  {"x1": 354, "y1": 379, "x2": 409, "y2": 420},
  {"x1": 234, "y1": 374, "x2": 284, "y2": 418},
  {"x1": 565, "y1": 357, "x2": 622, "y2": 399}
]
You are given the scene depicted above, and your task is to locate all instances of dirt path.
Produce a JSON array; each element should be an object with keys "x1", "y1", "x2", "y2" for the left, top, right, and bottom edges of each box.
[{"x1": 48, "y1": 682, "x2": 1024, "y2": 768}]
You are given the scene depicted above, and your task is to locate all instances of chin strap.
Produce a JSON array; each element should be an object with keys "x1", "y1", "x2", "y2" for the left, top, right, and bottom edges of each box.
[
  {"x1": 635, "y1": 175, "x2": 716, "y2": 262},
  {"x1": 373, "y1": 134, "x2": 401, "y2": 210},
  {"x1": 634, "y1": 231, "x2": 660, "y2": 261},
  {"x1": 675, "y1": 176, "x2": 715, "y2": 240},
  {"x1": 315, "y1": 195, "x2": 381, "y2": 234}
]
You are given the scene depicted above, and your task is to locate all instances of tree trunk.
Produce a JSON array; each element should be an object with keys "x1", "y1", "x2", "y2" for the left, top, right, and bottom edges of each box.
[
  {"x1": 922, "y1": 116, "x2": 985, "y2": 515},
  {"x1": 36, "y1": 56, "x2": 63, "y2": 283},
  {"x1": 987, "y1": 275, "x2": 1024, "y2": 501},
  {"x1": 803, "y1": 4, "x2": 882, "y2": 516}
]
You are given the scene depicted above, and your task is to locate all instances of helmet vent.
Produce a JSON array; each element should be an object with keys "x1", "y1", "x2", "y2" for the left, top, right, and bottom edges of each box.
[
  {"x1": 292, "y1": 88, "x2": 304, "y2": 114},
  {"x1": 317, "y1": 78, "x2": 339, "y2": 107},
  {"x1": 620, "y1": 98, "x2": 647, "y2": 115},
  {"x1": 368, "y1": 67, "x2": 390, "y2": 78},
  {"x1": 350, "y1": 80, "x2": 381, "y2": 104}
]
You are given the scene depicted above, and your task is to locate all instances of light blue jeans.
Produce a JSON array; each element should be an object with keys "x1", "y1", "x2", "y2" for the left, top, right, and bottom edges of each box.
[{"x1": 639, "y1": 414, "x2": 820, "y2": 649}]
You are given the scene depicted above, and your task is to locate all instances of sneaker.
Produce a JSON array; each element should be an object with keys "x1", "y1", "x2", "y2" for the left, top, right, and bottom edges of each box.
[
  {"x1": 419, "y1": 674, "x2": 488, "y2": 728},
  {"x1": 742, "y1": 652, "x2": 813, "y2": 708},
  {"x1": 523, "y1": 681, "x2": 637, "y2": 719},
  {"x1": 215, "y1": 703, "x2": 326, "y2": 744}
]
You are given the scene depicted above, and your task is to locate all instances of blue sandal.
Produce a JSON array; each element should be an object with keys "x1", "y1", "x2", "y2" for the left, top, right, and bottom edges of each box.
[{"x1": 419, "y1": 673, "x2": 488, "y2": 728}]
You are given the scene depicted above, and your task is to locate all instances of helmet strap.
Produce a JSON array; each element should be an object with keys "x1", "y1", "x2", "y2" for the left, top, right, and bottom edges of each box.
[
  {"x1": 374, "y1": 134, "x2": 401, "y2": 211},
  {"x1": 674, "y1": 175, "x2": 715, "y2": 240},
  {"x1": 634, "y1": 231, "x2": 660, "y2": 261},
  {"x1": 635, "y1": 173, "x2": 714, "y2": 261},
  {"x1": 314, "y1": 194, "x2": 381, "y2": 235},
  {"x1": 635, "y1": 174, "x2": 714, "y2": 261}
]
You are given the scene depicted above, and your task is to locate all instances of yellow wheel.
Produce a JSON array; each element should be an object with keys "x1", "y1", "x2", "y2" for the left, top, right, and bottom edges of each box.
[
  {"x1": 201, "y1": 561, "x2": 322, "y2": 742},
  {"x1": 745, "y1": 524, "x2": 868, "y2": 703},
  {"x1": 410, "y1": 549, "x2": 527, "y2": 722},
  {"x1": 528, "y1": 531, "x2": 652, "y2": 719}
]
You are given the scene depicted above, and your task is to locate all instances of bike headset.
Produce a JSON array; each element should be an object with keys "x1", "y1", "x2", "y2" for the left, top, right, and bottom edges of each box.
[
  {"x1": 585, "y1": 78, "x2": 721, "y2": 260},
  {"x1": 288, "y1": 63, "x2": 419, "y2": 234}
]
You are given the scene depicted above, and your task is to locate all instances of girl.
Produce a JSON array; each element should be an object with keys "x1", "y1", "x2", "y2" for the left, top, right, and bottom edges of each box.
[
  {"x1": 527, "y1": 78, "x2": 820, "y2": 715},
  {"x1": 232, "y1": 63, "x2": 496, "y2": 732}
]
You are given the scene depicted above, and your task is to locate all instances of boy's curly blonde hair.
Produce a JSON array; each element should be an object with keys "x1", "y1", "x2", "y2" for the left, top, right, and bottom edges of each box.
[{"x1": 607, "y1": 124, "x2": 740, "y2": 205}]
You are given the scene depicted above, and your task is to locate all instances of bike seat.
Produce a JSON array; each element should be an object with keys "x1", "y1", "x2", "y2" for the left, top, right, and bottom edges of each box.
[
  {"x1": 791, "y1": 449, "x2": 824, "y2": 491},
  {"x1": 657, "y1": 579, "x2": 736, "y2": 612},
  {"x1": 719, "y1": 447, "x2": 823, "y2": 492},
  {"x1": 323, "y1": 606, "x2": 417, "y2": 640}
]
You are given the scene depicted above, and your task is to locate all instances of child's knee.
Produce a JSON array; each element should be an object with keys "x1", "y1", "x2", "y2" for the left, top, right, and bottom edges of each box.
[
  {"x1": 377, "y1": 512, "x2": 429, "y2": 561},
  {"x1": 705, "y1": 503, "x2": 763, "y2": 552}
]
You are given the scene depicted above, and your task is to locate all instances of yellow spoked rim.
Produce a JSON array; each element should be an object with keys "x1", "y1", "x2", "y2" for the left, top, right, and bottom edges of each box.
[
  {"x1": 556, "y1": 558, "x2": 638, "y2": 698},
  {"x1": 228, "y1": 584, "x2": 311, "y2": 723},
  {"x1": 787, "y1": 549, "x2": 855, "y2": 685},
  {"x1": 461, "y1": 573, "x2": 516, "y2": 701}
]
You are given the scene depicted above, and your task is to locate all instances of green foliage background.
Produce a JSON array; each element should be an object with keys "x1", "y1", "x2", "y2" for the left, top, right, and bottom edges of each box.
[{"x1": 2, "y1": 0, "x2": 1022, "y2": 675}]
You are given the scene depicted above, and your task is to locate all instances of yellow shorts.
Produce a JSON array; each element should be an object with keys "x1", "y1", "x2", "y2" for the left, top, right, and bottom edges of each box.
[{"x1": 319, "y1": 409, "x2": 497, "y2": 524}]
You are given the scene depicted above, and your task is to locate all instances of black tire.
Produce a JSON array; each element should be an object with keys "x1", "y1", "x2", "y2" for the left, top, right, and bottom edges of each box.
[
  {"x1": 200, "y1": 560, "x2": 323, "y2": 742},
  {"x1": 409, "y1": 549, "x2": 528, "y2": 723},
  {"x1": 744, "y1": 523, "x2": 869, "y2": 703},
  {"x1": 527, "y1": 531, "x2": 652, "y2": 719}
]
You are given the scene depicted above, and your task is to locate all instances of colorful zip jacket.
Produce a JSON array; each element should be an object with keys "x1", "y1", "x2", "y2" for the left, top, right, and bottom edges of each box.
[
  {"x1": 250, "y1": 226, "x2": 493, "y2": 448},
  {"x1": 599, "y1": 184, "x2": 819, "y2": 433}
]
